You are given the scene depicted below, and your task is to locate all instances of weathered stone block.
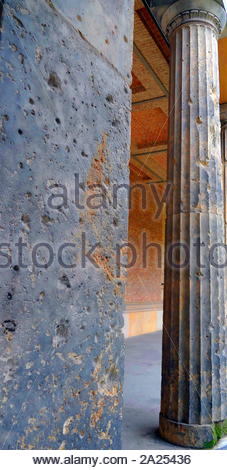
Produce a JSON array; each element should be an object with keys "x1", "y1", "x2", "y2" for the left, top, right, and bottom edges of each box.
[{"x1": 0, "y1": 0, "x2": 133, "y2": 449}]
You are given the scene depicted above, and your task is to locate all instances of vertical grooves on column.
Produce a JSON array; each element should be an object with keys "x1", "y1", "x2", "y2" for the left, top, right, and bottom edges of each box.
[
  {"x1": 222, "y1": 125, "x2": 227, "y2": 419},
  {"x1": 201, "y1": 24, "x2": 211, "y2": 425},
  {"x1": 211, "y1": 28, "x2": 225, "y2": 423},
  {"x1": 169, "y1": 27, "x2": 181, "y2": 420},
  {"x1": 176, "y1": 30, "x2": 183, "y2": 420},
  {"x1": 188, "y1": 24, "x2": 200, "y2": 424},
  {"x1": 200, "y1": 24, "x2": 211, "y2": 424},
  {"x1": 209, "y1": 27, "x2": 217, "y2": 423},
  {"x1": 177, "y1": 25, "x2": 185, "y2": 422},
  {"x1": 178, "y1": 25, "x2": 190, "y2": 424},
  {"x1": 161, "y1": 25, "x2": 175, "y2": 417},
  {"x1": 197, "y1": 24, "x2": 202, "y2": 425},
  {"x1": 196, "y1": 24, "x2": 202, "y2": 425},
  {"x1": 161, "y1": 19, "x2": 226, "y2": 430}
]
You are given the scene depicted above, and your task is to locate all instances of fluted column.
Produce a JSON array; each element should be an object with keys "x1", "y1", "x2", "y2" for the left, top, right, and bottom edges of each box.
[
  {"x1": 159, "y1": 1, "x2": 227, "y2": 448},
  {"x1": 221, "y1": 104, "x2": 227, "y2": 244}
]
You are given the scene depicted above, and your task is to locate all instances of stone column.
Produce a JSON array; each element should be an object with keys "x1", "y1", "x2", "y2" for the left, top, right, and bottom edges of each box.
[
  {"x1": 0, "y1": 0, "x2": 133, "y2": 450},
  {"x1": 221, "y1": 104, "x2": 227, "y2": 243},
  {"x1": 159, "y1": 0, "x2": 227, "y2": 448}
]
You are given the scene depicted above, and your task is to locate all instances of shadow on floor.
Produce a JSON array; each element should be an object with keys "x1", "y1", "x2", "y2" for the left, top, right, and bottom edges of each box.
[{"x1": 122, "y1": 331, "x2": 180, "y2": 450}]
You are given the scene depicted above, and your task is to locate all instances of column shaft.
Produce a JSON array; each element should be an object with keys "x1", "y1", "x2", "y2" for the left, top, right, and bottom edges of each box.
[
  {"x1": 160, "y1": 10, "x2": 227, "y2": 448},
  {"x1": 221, "y1": 105, "x2": 227, "y2": 243}
]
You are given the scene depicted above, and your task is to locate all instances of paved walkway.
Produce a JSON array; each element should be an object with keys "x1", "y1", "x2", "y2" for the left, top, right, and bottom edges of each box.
[
  {"x1": 122, "y1": 331, "x2": 227, "y2": 450},
  {"x1": 122, "y1": 331, "x2": 180, "y2": 450}
]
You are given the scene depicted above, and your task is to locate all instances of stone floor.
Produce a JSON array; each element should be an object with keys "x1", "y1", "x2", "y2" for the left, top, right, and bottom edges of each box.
[
  {"x1": 122, "y1": 331, "x2": 183, "y2": 450},
  {"x1": 122, "y1": 330, "x2": 227, "y2": 450}
]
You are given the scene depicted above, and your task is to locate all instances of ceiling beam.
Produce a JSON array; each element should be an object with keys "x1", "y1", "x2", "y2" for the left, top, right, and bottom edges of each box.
[
  {"x1": 132, "y1": 95, "x2": 168, "y2": 114},
  {"x1": 132, "y1": 148, "x2": 167, "y2": 157},
  {"x1": 131, "y1": 155, "x2": 165, "y2": 180},
  {"x1": 133, "y1": 42, "x2": 169, "y2": 96}
]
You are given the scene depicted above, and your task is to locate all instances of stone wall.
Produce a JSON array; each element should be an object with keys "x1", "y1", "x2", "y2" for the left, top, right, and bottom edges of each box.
[{"x1": 0, "y1": 0, "x2": 133, "y2": 449}]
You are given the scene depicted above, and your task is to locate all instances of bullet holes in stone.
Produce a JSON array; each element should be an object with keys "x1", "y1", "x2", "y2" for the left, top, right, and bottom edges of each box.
[
  {"x1": 2, "y1": 320, "x2": 17, "y2": 334},
  {"x1": 55, "y1": 118, "x2": 61, "y2": 125},
  {"x1": 39, "y1": 291, "x2": 45, "y2": 302},
  {"x1": 21, "y1": 214, "x2": 30, "y2": 224},
  {"x1": 41, "y1": 215, "x2": 53, "y2": 225},
  {"x1": 106, "y1": 94, "x2": 114, "y2": 104},
  {"x1": 18, "y1": 129, "x2": 23, "y2": 135},
  {"x1": 60, "y1": 274, "x2": 71, "y2": 288},
  {"x1": 7, "y1": 293, "x2": 13, "y2": 300},
  {"x1": 13, "y1": 265, "x2": 20, "y2": 272},
  {"x1": 12, "y1": 15, "x2": 25, "y2": 29},
  {"x1": 48, "y1": 72, "x2": 61, "y2": 89},
  {"x1": 56, "y1": 319, "x2": 69, "y2": 338},
  {"x1": 18, "y1": 53, "x2": 24, "y2": 64},
  {"x1": 29, "y1": 98, "x2": 34, "y2": 105},
  {"x1": 112, "y1": 119, "x2": 120, "y2": 127}
]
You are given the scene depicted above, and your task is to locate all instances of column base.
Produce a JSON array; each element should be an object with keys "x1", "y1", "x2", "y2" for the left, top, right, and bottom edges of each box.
[{"x1": 159, "y1": 414, "x2": 227, "y2": 449}]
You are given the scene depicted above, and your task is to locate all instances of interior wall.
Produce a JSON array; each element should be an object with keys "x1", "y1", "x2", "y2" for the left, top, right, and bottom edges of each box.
[{"x1": 124, "y1": 170, "x2": 165, "y2": 337}]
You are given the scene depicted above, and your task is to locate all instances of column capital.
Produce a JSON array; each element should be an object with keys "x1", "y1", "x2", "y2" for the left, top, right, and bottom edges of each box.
[
  {"x1": 220, "y1": 103, "x2": 227, "y2": 127},
  {"x1": 161, "y1": 0, "x2": 226, "y2": 38}
]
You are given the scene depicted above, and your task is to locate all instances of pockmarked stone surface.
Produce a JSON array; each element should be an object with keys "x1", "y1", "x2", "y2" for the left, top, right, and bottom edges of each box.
[
  {"x1": 160, "y1": 1, "x2": 227, "y2": 449},
  {"x1": 0, "y1": 0, "x2": 133, "y2": 449},
  {"x1": 50, "y1": 0, "x2": 134, "y2": 81},
  {"x1": 221, "y1": 104, "x2": 227, "y2": 244}
]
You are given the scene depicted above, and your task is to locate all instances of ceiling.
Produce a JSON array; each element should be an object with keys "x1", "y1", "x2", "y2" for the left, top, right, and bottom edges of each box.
[{"x1": 130, "y1": 0, "x2": 227, "y2": 183}]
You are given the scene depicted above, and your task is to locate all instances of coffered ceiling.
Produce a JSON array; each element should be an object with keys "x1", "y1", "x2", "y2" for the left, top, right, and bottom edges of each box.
[{"x1": 131, "y1": 0, "x2": 227, "y2": 183}]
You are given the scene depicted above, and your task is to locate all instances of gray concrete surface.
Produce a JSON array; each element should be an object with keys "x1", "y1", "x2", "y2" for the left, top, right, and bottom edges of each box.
[
  {"x1": 122, "y1": 331, "x2": 181, "y2": 450},
  {"x1": 0, "y1": 0, "x2": 133, "y2": 450}
]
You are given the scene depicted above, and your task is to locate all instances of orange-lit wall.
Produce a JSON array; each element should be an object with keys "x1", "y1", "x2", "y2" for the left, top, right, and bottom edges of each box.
[
  {"x1": 219, "y1": 37, "x2": 227, "y2": 105},
  {"x1": 124, "y1": 171, "x2": 165, "y2": 337}
]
